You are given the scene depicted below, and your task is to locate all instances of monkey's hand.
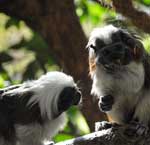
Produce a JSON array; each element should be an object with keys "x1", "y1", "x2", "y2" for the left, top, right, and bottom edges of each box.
[
  {"x1": 98, "y1": 95, "x2": 114, "y2": 112},
  {"x1": 95, "y1": 121, "x2": 119, "y2": 131},
  {"x1": 124, "y1": 121, "x2": 149, "y2": 137}
]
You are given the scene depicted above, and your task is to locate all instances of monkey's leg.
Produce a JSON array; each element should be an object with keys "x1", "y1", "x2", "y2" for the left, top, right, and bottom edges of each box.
[{"x1": 124, "y1": 121, "x2": 149, "y2": 136}]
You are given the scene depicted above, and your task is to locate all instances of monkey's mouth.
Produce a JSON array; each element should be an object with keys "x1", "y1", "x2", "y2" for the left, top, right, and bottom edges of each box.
[
  {"x1": 102, "y1": 62, "x2": 123, "y2": 73},
  {"x1": 103, "y1": 63, "x2": 120, "y2": 71}
]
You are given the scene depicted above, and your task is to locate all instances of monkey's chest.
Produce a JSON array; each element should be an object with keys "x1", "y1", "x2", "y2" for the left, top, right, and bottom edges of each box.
[{"x1": 107, "y1": 98, "x2": 136, "y2": 124}]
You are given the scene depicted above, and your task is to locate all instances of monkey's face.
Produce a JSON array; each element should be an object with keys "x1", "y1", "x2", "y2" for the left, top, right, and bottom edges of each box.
[
  {"x1": 29, "y1": 72, "x2": 81, "y2": 120},
  {"x1": 57, "y1": 86, "x2": 81, "y2": 115},
  {"x1": 87, "y1": 25, "x2": 144, "y2": 77}
]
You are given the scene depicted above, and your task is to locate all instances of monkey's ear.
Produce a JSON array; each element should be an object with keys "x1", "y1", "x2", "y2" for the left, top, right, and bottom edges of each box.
[
  {"x1": 120, "y1": 30, "x2": 144, "y2": 60},
  {"x1": 128, "y1": 31, "x2": 144, "y2": 60},
  {"x1": 132, "y1": 40, "x2": 144, "y2": 60}
]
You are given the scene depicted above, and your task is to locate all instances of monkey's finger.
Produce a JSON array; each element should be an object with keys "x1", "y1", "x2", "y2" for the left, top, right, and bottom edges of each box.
[
  {"x1": 95, "y1": 121, "x2": 112, "y2": 131},
  {"x1": 136, "y1": 124, "x2": 149, "y2": 136}
]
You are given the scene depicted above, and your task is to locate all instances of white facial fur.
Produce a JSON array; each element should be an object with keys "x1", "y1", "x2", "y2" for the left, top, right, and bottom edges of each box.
[
  {"x1": 27, "y1": 71, "x2": 76, "y2": 119},
  {"x1": 91, "y1": 62, "x2": 145, "y2": 98}
]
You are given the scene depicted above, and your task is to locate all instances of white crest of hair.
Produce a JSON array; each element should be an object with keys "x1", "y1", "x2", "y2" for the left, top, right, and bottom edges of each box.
[
  {"x1": 27, "y1": 71, "x2": 76, "y2": 120},
  {"x1": 88, "y1": 25, "x2": 118, "y2": 46}
]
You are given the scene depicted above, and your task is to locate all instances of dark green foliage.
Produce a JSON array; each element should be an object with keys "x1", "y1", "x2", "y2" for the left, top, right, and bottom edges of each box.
[
  {"x1": 138, "y1": 0, "x2": 150, "y2": 6},
  {"x1": 5, "y1": 18, "x2": 20, "y2": 29}
]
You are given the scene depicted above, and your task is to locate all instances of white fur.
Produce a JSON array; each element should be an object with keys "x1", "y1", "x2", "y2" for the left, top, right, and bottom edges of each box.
[
  {"x1": 4, "y1": 71, "x2": 76, "y2": 120},
  {"x1": 27, "y1": 71, "x2": 76, "y2": 119},
  {"x1": 91, "y1": 62, "x2": 144, "y2": 98},
  {"x1": 16, "y1": 113, "x2": 66, "y2": 145},
  {"x1": 87, "y1": 25, "x2": 118, "y2": 47},
  {"x1": 87, "y1": 25, "x2": 119, "y2": 79},
  {"x1": 134, "y1": 90, "x2": 150, "y2": 124},
  {"x1": 88, "y1": 25, "x2": 148, "y2": 124}
]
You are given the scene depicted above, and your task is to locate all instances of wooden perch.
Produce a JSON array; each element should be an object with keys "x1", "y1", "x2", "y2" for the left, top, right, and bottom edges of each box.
[{"x1": 55, "y1": 125, "x2": 150, "y2": 145}]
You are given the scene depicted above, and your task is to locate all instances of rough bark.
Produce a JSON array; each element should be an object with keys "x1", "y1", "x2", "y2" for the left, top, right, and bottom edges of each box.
[
  {"x1": 112, "y1": 0, "x2": 150, "y2": 34},
  {"x1": 54, "y1": 125, "x2": 150, "y2": 145},
  {"x1": 0, "y1": 0, "x2": 107, "y2": 130}
]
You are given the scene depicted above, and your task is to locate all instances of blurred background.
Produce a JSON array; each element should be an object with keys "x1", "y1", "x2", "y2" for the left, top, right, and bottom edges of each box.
[{"x1": 0, "y1": 0, "x2": 150, "y2": 143}]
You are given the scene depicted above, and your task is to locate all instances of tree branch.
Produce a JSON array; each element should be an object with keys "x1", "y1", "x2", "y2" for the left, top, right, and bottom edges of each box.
[
  {"x1": 93, "y1": 0, "x2": 150, "y2": 34},
  {"x1": 91, "y1": 0, "x2": 112, "y2": 9},
  {"x1": 54, "y1": 125, "x2": 150, "y2": 145},
  {"x1": 111, "y1": 0, "x2": 150, "y2": 34}
]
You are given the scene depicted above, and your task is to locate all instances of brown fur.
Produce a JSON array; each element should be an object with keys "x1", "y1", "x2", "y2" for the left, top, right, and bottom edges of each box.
[
  {"x1": 133, "y1": 46, "x2": 143, "y2": 60},
  {"x1": 89, "y1": 56, "x2": 96, "y2": 76}
]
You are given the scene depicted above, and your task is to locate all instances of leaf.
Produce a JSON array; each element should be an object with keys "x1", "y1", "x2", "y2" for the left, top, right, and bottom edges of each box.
[
  {"x1": 22, "y1": 60, "x2": 40, "y2": 81},
  {"x1": 143, "y1": 0, "x2": 150, "y2": 6},
  {"x1": 0, "y1": 75, "x2": 5, "y2": 88},
  {"x1": 67, "y1": 107, "x2": 90, "y2": 135},
  {"x1": 10, "y1": 32, "x2": 49, "y2": 64},
  {"x1": 5, "y1": 18, "x2": 20, "y2": 29},
  {"x1": 53, "y1": 133, "x2": 74, "y2": 142}
]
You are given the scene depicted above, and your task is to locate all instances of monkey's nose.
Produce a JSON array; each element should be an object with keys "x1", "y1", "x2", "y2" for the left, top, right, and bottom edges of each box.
[
  {"x1": 102, "y1": 43, "x2": 125, "y2": 58},
  {"x1": 100, "y1": 95, "x2": 114, "y2": 105},
  {"x1": 99, "y1": 95, "x2": 114, "y2": 112}
]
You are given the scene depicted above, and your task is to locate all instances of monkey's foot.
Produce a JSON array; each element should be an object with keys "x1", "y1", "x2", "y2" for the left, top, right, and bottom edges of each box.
[
  {"x1": 124, "y1": 121, "x2": 149, "y2": 137},
  {"x1": 95, "y1": 121, "x2": 119, "y2": 131}
]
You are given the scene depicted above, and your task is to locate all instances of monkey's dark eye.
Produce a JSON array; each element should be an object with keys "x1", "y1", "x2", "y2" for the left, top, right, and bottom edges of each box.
[
  {"x1": 57, "y1": 87, "x2": 81, "y2": 113},
  {"x1": 90, "y1": 44, "x2": 97, "y2": 51},
  {"x1": 95, "y1": 38, "x2": 105, "y2": 49}
]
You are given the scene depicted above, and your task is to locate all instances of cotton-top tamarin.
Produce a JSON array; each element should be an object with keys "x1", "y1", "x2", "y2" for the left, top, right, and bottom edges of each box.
[
  {"x1": 87, "y1": 25, "x2": 150, "y2": 135},
  {"x1": 0, "y1": 71, "x2": 81, "y2": 145}
]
